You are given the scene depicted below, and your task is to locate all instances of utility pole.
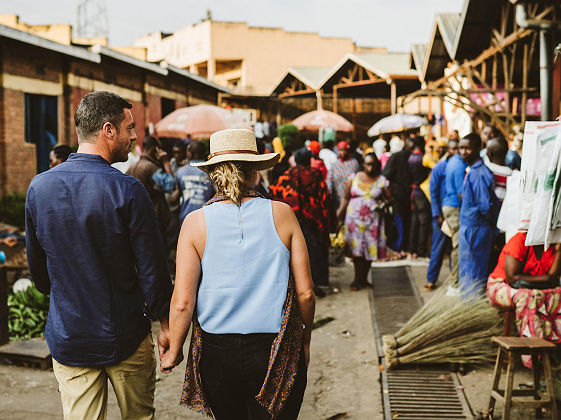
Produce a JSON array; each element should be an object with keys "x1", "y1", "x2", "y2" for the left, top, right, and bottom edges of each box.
[{"x1": 76, "y1": 0, "x2": 109, "y2": 41}]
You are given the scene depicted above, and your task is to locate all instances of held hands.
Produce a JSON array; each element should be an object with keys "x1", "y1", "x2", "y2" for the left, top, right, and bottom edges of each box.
[{"x1": 157, "y1": 328, "x2": 183, "y2": 374}]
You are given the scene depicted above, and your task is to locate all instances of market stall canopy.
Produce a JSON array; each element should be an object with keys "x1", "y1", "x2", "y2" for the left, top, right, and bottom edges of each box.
[
  {"x1": 154, "y1": 105, "x2": 251, "y2": 139},
  {"x1": 292, "y1": 109, "x2": 354, "y2": 132},
  {"x1": 367, "y1": 114, "x2": 427, "y2": 137}
]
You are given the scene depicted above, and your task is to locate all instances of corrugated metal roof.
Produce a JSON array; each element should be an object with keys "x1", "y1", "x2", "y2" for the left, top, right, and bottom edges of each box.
[
  {"x1": 288, "y1": 66, "x2": 332, "y2": 89},
  {"x1": 0, "y1": 24, "x2": 100, "y2": 63},
  {"x1": 436, "y1": 13, "x2": 461, "y2": 56},
  {"x1": 0, "y1": 24, "x2": 229, "y2": 94},
  {"x1": 348, "y1": 52, "x2": 418, "y2": 79},
  {"x1": 410, "y1": 44, "x2": 427, "y2": 73}
]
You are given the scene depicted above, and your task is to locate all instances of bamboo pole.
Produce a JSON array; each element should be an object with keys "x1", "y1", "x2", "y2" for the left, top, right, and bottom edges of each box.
[{"x1": 522, "y1": 43, "x2": 528, "y2": 126}]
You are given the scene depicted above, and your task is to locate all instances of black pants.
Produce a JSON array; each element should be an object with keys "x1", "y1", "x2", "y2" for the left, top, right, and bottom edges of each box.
[
  {"x1": 300, "y1": 224, "x2": 329, "y2": 287},
  {"x1": 200, "y1": 330, "x2": 307, "y2": 420},
  {"x1": 409, "y1": 190, "x2": 431, "y2": 257}
]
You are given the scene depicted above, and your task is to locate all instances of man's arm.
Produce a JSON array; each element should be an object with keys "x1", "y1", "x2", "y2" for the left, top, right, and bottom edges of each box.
[
  {"x1": 429, "y1": 165, "x2": 443, "y2": 220},
  {"x1": 127, "y1": 181, "x2": 172, "y2": 332},
  {"x1": 24, "y1": 187, "x2": 50, "y2": 294}
]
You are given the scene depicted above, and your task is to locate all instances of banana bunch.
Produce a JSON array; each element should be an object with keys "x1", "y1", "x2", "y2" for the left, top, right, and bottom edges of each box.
[
  {"x1": 330, "y1": 230, "x2": 345, "y2": 248},
  {"x1": 8, "y1": 283, "x2": 49, "y2": 340}
]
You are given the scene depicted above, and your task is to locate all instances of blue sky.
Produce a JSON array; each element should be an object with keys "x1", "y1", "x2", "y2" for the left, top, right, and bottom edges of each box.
[{"x1": 2, "y1": 0, "x2": 464, "y2": 52}]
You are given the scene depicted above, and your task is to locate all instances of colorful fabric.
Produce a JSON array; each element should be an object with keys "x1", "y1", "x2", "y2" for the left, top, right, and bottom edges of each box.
[
  {"x1": 180, "y1": 189, "x2": 304, "y2": 419},
  {"x1": 490, "y1": 232, "x2": 556, "y2": 280},
  {"x1": 487, "y1": 277, "x2": 561, "y2": 367},
  {"x1": 326, "y1": 157, "x2": 359, "y2": 208},
  {"x1": 343, "y1": 174, "x2": 389, "y2": 261},
  {"x1": 269, "y1": 166, "x2": 331, "y2": 235}
]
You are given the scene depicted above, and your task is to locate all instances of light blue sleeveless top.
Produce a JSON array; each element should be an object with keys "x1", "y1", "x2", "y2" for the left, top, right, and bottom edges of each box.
[{"x1": 198, "y1": 197, "x2": 290, "y2": 334}]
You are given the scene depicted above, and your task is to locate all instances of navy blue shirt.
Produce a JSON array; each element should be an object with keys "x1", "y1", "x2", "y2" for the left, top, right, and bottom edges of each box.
[{"x1": 25, "y1": 153, "x2": 172, "y2": 366}]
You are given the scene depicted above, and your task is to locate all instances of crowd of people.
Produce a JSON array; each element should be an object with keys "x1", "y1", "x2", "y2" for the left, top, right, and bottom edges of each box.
[{"x1": 27, "y1": 89, "x2": 543, "y2": 420}]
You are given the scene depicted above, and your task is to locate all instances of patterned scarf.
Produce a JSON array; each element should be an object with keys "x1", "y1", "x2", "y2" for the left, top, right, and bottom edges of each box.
[{"x1": 180, "y1": 190, "x2": 304, "y2": 419}]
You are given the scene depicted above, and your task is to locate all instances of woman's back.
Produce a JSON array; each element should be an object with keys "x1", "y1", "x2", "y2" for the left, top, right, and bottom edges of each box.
[{"x1": 198, "y1": 197, "x2": 290, "y2": 334}]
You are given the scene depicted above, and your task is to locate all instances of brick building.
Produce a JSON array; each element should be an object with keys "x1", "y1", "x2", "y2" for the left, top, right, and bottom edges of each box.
[{"x1": 0, "y1": 24, "x2": 228, "y2": 196}]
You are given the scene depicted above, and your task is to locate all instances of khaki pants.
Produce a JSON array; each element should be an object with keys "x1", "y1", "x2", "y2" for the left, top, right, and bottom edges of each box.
[
  {"x1": 52, "y1": 334, "x2": 156, "y2": 420},
  {"x1": 442, "y1": 206, "x2": 460, "y2": 284}
]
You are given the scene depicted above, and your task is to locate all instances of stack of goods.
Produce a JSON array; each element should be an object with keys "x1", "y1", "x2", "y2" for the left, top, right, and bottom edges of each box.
[{"x1": 382, "y1": 283, "x2": 502, "y2": 368}]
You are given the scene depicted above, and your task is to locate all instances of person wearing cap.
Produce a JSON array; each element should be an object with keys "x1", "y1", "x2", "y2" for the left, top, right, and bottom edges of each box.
[
  {"x1": 308, "y1": 140, "x2": 327, "y2": 179},
  {"x1": 326, "y1": 141, "x2": 360, "y2": 211},
  {"x1": 160, "y1": 129, "x2": 314, "y2": 419}
]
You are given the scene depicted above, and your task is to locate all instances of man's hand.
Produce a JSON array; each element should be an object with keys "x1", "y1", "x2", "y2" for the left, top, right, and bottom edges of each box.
[
  {"x1": 436, "y1": 216, "x2": 444, "y2": 228},
  {"x1": 157, "y1": 327, "x2": 170, "y2": 360},
  {"x1": 160, "y1": 350, "x2": 184, "y2": 374}
]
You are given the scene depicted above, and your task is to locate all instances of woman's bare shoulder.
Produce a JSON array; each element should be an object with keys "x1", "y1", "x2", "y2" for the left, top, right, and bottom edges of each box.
[
  {"x1": 182, "y1": 208, "x2": 206, "y2": 236},
  {"x1": 271, "y1": 200, "x2": 296, "y2": 220}
]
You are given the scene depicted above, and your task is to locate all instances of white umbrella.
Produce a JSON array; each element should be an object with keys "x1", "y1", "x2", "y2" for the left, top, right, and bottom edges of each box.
[{"x1": 367, "y1": 114, "x2": 427, "y2": 137}]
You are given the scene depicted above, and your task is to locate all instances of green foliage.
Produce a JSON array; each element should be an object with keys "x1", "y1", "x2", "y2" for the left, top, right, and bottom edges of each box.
[
  {"x1": 0, "y1": 192, "x2": 26, "y2": 229},
  {"x1": 8, "y1": 284, "x2": 49, "y2": 340},
  {"x1": 278, "y1": 124, "x2": 299, "y2": 149}
]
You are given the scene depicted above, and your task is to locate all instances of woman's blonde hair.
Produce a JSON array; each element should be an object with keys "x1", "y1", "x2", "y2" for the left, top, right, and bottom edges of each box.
[{"x1": 207, "y1": 161, "x2": 257, "y2": 205}]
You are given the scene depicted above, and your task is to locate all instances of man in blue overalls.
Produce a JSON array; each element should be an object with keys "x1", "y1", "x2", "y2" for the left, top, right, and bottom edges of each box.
[
  {"x1": 425, "y1": 139, "x2": 459, "y2": 290},
  {"x1": 458, "y1": 133, "x2": 500, "y2": 295}
]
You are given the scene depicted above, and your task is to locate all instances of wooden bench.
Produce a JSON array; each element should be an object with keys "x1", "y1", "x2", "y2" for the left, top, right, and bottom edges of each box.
[{"x1": 487, "y1": 336, "x2": 557, "y2": 420}]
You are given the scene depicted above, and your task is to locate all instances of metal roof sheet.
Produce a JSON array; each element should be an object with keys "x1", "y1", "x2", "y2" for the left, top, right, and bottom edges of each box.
[{"x1": 0, "y1": 24, "x2": 100, "y2": 63}]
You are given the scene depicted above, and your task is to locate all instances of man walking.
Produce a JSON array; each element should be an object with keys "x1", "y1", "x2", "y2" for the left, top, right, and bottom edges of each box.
[
  {"x1": 382, "y1": 137, "x2": 414, "y2": 253},
  {"x1": 441, "y1": 137, "x2": 468, "y2": 285},
  {"x1": 127, "y1": 136, "x2": 175, "y2": 244},
  {"x1": 25, "y1": 91, "x2": 172, "y2": 419},
  {"x1": 176, "y1": 140, "x2": 214, "y2": 225},
  {"x1": 424, "y1": 139, "x2": 458, "y2": 290},
  {"x1": 458, "y1": 133, "x2": 500, "y2": 294}
]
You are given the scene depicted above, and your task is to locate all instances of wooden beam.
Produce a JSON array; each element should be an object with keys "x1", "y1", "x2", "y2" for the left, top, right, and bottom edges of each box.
[
  {"x1": 332, "y1": 78, "x2": 386, "y2": 89},
  {"x1": 278, "y1": 88, "x2": 317, "y2": 98}
]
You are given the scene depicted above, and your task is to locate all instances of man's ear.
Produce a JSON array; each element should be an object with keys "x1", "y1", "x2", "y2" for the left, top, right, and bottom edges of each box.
[{"x1": 102, "y1": 122, "x2": 114, "y2": 139}]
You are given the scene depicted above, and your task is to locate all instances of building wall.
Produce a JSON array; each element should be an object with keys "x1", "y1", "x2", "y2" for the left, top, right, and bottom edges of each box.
[
  {"x1": 133, "y1": 21, "x2": 385, "y2": 95},
  {"x1": 0, "y1": 39, "x2": 220, "y2": 196}
]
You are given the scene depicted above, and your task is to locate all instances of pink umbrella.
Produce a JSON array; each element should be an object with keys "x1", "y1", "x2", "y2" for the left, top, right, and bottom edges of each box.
[
  {"x1": 291, "y1": 109, "x2": 354, "y2": 132},
  {"x1": 154, "y1": 104, "x2": 251, "y2": 139}
]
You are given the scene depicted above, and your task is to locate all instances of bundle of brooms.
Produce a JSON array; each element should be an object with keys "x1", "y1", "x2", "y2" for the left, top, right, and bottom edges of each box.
[{"x1": 382, "y1": 280, "x2": 504, "y2": 368}]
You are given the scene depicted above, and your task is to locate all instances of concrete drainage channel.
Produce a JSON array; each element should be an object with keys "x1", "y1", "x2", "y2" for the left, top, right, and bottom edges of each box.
[{"x1": 369, "y1": 266, "x2": 473, "y2": 419}]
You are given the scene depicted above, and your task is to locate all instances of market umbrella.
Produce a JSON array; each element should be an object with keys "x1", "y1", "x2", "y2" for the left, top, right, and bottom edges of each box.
[
  {"x1": 367, "y1": 113, "x2": 427, "y2": 137},
  {"x1": 154, "y1": 104, "x2": 251, "y2": 139},
  {"x1": 291, "y1": 109, "x2": 354, "y2": 133}
]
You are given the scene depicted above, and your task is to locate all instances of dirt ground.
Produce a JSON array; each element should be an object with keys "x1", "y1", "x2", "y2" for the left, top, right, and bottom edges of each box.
[{"x1": 0, "y1": 261, "x2": 382, "y2": 420}]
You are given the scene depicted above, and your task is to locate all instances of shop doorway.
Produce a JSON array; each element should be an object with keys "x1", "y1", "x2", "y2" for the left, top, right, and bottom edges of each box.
[{"x1": 25, "y1": 94, "x2": 58, "y2": 173}]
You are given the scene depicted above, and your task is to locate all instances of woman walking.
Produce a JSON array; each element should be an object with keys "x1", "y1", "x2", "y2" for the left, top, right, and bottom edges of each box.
[
  {"x1": 338, "y1": 153, "x2": 390, "y2": 290},
  {"x1": 159, "y1": 129, "x2": 315, "y2": 420},
  {"x1": 270, "y1": 147, "x2": 332, "y2": 297}
]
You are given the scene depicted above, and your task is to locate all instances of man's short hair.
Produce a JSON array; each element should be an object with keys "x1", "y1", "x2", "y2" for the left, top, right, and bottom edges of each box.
[
  {"x1": 52, "y1": 144, "x2": 73, "y2": 162},
  {"x1": 143, "y1": 136, "x2": 160, "y2": 151},
  {"x1": 74, "y1": 91, "x2": 132, "y2": 143}
]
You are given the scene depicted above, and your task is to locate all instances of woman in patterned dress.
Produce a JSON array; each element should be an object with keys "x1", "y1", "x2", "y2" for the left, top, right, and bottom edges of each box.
[
  {"x1": 337, "y1": 153, "x2": 390, "y2": 290},
  {"x1": 487, "y1": 232, "x2": 561, "y2": 363}
]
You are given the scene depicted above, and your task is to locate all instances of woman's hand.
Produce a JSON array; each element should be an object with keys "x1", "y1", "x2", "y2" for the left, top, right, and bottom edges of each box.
[{"x1": 160, "y1": 350, "x2": 184, "y2": 374}]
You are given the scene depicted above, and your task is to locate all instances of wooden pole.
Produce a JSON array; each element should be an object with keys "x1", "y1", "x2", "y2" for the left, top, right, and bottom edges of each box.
[
  {"x1": 521, "y1": 43, "x2": 528, "y2": 126},
  {"x1": 502, "y1": 53, "x2": 510, "y2": 114},
  {"x1": 492, "y1": 55, "x2": 498, "y2": 90},
  {"x1": 333, "y1": 86, "x2": 338, "y2": 114},
  {"x1": 390, "y1": 81, "x2": 397, "y2": 114}
]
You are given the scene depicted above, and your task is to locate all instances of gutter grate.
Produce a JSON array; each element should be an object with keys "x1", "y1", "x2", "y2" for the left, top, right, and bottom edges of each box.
[{"x1": 369, "y1": 266, "x2": 472, "y2": 419}]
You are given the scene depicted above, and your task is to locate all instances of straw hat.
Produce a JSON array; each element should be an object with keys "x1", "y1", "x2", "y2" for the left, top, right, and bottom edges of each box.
[{"x1": 191, "y1": 129, "x2": 280, "y2": 171}]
